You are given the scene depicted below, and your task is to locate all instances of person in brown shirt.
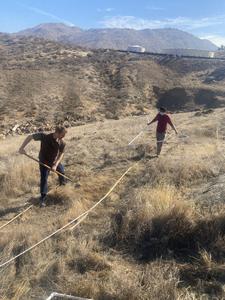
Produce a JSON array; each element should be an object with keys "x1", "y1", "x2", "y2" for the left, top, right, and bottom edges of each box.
[{"x1": 19, "y1": 126, "x2": 67, "y2": 207}]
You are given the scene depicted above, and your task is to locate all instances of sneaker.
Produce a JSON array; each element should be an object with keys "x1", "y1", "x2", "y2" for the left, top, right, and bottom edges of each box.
[
  {"x1": 39, "y1": 195, "x2": 47, "y2": 207},
  {"x1": 40, "y1": 201, "x2": 46, "y2": 207}
]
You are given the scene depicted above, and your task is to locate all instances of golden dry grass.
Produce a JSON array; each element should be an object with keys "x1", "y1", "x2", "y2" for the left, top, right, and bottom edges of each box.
[
  {"x1": 1, "y1": 109, "x2": 225, "y2": 299},
  {"x1": 0, "y1": 157, "x2": 38, "y2": 198}
]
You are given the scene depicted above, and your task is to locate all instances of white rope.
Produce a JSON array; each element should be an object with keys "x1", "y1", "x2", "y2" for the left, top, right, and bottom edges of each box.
[
  {"x1": 0, "y1": 122, "x2": 187, "y2": 268},
  {"x1": 0, "y1": 205, "x2": 33, "y2": 231},
  {"x1": 0, "y1": 130, "x2": 188, "y2": 233},
  {"x1": 0, "y1": 164, "x2": 135, "y2": 269},
  {"x1": 128, "y1": 129, "x2": 146, "y2": 145},
  {"x1": 46, "y1": 292, "x2": 92, "y2": 300},
  {"x1": 128, "y1": 123, "x2": 188, "y2": 146},
  {"x1": 128, "y1": 116, "x2": 152, "y2": 145},
  {"x1": 0, "y1": 129, "x2": 153, "y2": 234},
  {"x1": 69, "y1": 214, "x2": 88, "y2": 230}
]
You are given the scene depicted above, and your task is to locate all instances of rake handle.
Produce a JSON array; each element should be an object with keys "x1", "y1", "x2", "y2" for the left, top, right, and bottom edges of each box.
[{"x1": 24, "y1": 153, "x2": 73, "y2": 182}]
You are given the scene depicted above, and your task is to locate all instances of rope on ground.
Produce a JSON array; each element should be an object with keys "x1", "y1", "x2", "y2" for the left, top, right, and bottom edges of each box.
[
  {"x1": 0, "y1": 123, "x2": 187, "y2": 267},
  {"x1": 69, "y1": 214, "x2": 88, "y2": 231},
  {"x1": 0, "y1": 153, "x2": 76, "y2": 232},
  {"x1": 128, "y1": 127, "x2": 188, "y2": 147},
  {"x1": 0, "y1": 205, "x2": 33, "y2": 231},
  {"x1": 128, "y1": 128, "x2": 147, "y2": 145},
  {"x1": 0, "y1": 131, "x2": 188, "y2": 232},
  {"x1": 46, "y1": 292, "x2": 93, "y2": 300},
  {"x1": 0, "y1": 163, "x2": 136, "y2": 269}
]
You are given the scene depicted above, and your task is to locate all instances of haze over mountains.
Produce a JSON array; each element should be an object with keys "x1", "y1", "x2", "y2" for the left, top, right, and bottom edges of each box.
[{"x1": 14, "y1": 23, "x2": 217, "y2": 52}]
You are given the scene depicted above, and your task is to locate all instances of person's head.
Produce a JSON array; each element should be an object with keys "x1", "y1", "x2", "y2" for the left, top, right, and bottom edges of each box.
[
  {"x1": 54, "y1": 126, "x2": 67, "y2": 139},
  {"x1": 159, "y1": 107, "x2": 166, "y2": 115}
]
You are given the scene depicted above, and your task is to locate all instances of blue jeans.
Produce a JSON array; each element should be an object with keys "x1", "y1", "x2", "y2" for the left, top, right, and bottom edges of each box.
[{"x1": 39, "y1": 163, "x2": 65, "y2": 197}]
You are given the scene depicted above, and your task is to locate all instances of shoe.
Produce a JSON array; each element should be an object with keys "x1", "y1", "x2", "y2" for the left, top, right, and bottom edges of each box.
[
  {"x1": 40, "y1": 201, "x2": 46, "y2": 207},
  {"x1": 39, "y1": 195, "x2": 47, "y2": 207}
]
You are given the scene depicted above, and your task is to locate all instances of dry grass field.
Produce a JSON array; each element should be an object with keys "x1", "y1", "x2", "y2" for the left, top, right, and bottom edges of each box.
[{"x1": 1, "y1": 108, "x2": 225, "y2": 299}]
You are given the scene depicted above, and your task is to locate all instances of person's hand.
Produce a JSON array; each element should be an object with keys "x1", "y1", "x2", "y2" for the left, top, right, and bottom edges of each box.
[
  {"x1": 19, "y1": 148, "x2": 26, "y2": 155},
  {"x1": 51, "y1": 164, "x2": 57, "y2": 172}
]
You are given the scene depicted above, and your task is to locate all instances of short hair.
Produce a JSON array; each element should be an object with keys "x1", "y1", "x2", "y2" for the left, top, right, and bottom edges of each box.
[
  {"x1": 159, "y1": 107, "x2": 166, "y2": 112},
  {"x1": 55, "y1": 125, "x2": 67, "y2": 134}
]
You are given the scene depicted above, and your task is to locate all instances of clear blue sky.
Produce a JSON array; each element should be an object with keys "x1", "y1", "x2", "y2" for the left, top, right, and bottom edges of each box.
[{"x1": 1, "y1": 0, "x2": 225, "y2": 45}]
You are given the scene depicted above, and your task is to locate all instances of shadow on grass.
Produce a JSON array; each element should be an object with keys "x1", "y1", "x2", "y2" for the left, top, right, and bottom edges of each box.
[
  {"x1": 103, "y1": 211, "x2": 225, "y2": 298},
  {"x1": 0, "y1": 204, "x2": 28, "y2": 219}
]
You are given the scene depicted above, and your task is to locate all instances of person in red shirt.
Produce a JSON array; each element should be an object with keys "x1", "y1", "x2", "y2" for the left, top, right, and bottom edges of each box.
[{"x1": 147, "y1": 107, "x2": 178, "y2": 156}]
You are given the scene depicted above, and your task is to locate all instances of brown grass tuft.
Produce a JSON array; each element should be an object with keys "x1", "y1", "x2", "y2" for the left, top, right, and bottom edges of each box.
[
  {"x1": 46, "y1": 184, "x2": 75, "y2": 207},
  {"x1": 66, "y1": 239, "x2": 111, "y2": 274},
  {"x1": 107, "y1": 184, "x2": 225, "y2": 264},
  {"x1": 106, "y1": 185, "x2": 196, "y2": 260},
  {"x1": 0, "y1": 157, "x2": 38, "y2": 198},
  {"x1": 179, "y1": 250, "x2": 225, "y2": 298}
]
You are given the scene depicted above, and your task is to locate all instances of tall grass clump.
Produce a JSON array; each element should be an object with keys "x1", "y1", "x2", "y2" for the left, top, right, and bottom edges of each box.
[
  {"x1": 106, "y1": 185, "x2": 195, "y2": 259},
  {"x1": 107, "y1": 183, "x2": 225, "y2": 262},
  {"x1": 0, "y1": 157, "x2": 38, "y2": 198}
]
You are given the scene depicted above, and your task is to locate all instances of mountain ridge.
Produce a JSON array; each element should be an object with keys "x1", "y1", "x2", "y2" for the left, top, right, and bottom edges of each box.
[{"x1": 14, "y1": 22, "x2": 217, "y2": 52}]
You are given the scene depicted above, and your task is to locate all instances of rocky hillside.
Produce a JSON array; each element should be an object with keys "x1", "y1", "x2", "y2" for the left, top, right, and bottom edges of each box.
[
  {"x1": 15, "y1": 23, "x2": 217, "y2": 52},
  {"x1": 0, "y1": 34, "x2": 225, "y2": 137}
]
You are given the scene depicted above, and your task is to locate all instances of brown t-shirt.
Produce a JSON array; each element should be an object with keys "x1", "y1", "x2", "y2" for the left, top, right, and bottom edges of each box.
[{"x1": 33, "y1": 133, "x2": 66, "y2": 166}]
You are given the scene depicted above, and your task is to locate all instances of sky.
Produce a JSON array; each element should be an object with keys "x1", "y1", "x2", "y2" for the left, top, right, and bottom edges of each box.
[{"x1": 1, "y1": 0, "x2": 225, "y2": 46}]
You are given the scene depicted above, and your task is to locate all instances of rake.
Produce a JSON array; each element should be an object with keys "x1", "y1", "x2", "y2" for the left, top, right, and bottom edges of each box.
[{"x1": 24, "y1": 153, "x2": 73, "y2": 182}]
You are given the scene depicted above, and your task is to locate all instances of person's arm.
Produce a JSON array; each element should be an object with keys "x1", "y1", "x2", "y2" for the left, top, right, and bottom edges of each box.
[
  {"x1": 52, "y1": 142, "x2": 66, "y2": 171},
  {"x1": 18, "y1": 135, "x2": 33, "y2": 154},
  {"x1": 168, "y1": 117, "x2": 178, "y2": 134},
  {"x1": 19, "y1": 132, "x2": 44, "y2": 155},
  {"x1": 147, "y1": 114, "x2": 158, "y2": 126},
  {"x1": 52, "y1": 152, "x2": 64, "y2": 171}
]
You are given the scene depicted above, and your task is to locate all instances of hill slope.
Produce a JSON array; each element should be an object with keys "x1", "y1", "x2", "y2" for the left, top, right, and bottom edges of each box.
[
  {"x1": 0, "y1": 34, "x2": 224, "y2": 137},
  {"x1": 0, "y1": 35, "x2": 225, "y2": 135},
  {"x1": 15, "y1": 23, "x2": 217, "y2": 52},
  {"x1": 1, "y1": 109, "x2": 225, "y2": 299}
]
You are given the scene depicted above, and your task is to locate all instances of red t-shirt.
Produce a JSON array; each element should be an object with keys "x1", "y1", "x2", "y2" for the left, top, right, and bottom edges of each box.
[{"x1": 152, "y1": 113, "x2": 173, "y2": 133}]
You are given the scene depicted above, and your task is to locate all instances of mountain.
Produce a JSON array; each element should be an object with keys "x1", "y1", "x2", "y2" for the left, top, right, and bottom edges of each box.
[
  {"x1": 17, "y1": 23, "x2": 83, "y2": 41},
  {"x1": 15, "y1": 23, "x2": 217, "y2": 52}
]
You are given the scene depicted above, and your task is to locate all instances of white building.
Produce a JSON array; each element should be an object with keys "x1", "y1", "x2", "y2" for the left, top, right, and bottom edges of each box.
[
  {"x1": 162, "y1": 48, "x2": 215, "y2": 58},
  {"x1": 127, "y1": 45, "x2": 146, "y2": 53}
]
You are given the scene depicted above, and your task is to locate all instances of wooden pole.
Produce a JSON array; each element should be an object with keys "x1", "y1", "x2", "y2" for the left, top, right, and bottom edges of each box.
[{"x1": 24, "y1": 153, "x2": 73, "y2": 182}]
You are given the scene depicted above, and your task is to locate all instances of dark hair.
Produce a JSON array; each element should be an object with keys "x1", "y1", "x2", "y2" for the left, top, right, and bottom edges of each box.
[
  {"x1": 55, "y1": 125, "x2": 67, "y2": 134},
  {"x1": 159, "y1": 107, "x2": 166, "y2": 112}
]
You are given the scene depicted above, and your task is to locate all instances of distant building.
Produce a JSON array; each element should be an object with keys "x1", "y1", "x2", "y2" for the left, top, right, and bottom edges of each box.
[
  {"x1": 218, "y1": 45, "x2": 225, "y2": 51},
  {"x1": 127, "y1": 45, "x2": 146, "y2": 53},
  {"x1": 162, "y1": 48, "x2": 215, "y2": 58}
]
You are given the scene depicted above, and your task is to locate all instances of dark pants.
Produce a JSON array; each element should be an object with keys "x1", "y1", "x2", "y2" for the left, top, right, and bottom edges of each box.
[
  {"x1": 39, "y1": 163, "x2": 65, "y2": 197},
  {"x1": 156, "y1": 132, "x2": 166, "y2": 155}
]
